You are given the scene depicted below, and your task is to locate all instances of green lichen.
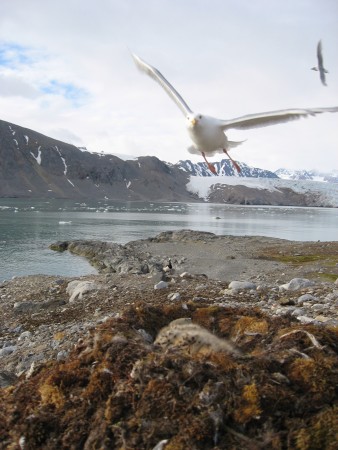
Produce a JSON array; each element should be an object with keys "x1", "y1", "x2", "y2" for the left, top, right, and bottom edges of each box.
[
  {"x1": 316, "y1": 272, "x2": 338, "y2": 282},
  {"x1": 270, "y1": 254, "x2": 338, "y2": 265}
]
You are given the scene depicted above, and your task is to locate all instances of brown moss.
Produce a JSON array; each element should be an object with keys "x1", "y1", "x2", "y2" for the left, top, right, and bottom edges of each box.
[
  {"x1": 233, "y1": 316, "x2": 269, "y2": 335},
  {"x1": 0, "y1": 303, "x2": 337, "y2": 449},
  {"x1": 233, "y1": 383, "x2": 262, "y2": 424},
  {"x1": 83, "y1": 365, "x2": 114, "y2": 401},
  {"x1": 208, "y1": 351, "x2": 239, "y2": 372},
  {"x1": 39, "y1": 380, "x2": 65, "y2": 409},
  {"x1": 192, "y1": 305, "x2": 221, "y2": 329},
  {"x1": 294, "y1": 406, "x2": 338, "y2": 450},
  {"x1": 287, "y1": 356, "x2": 336, "y2": 393}
]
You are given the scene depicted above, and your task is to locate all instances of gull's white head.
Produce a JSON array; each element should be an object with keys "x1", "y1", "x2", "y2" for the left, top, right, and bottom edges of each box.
[{"x1": 187, "y1": 113, "x2": 203, "y2": 128}]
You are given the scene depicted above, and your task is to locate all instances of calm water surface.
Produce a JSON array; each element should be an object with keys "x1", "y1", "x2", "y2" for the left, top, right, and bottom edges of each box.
[{"x1": 0, "y1": 199, "x2": 337, "y2": 280}]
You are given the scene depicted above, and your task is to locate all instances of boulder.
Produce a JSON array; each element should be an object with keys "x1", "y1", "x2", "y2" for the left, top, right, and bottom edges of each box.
[
  {"x1": 228, "y1": 281, "x2": 257, "y2": 291},
  {"x1": 67, "y1": 280, "x2": 100, "y2": 302},
  {"x1": 154, "y1": 281, "x2": 168, "y2": 290},
  {"x1": 279, "y1": 278, "x2": 315, "y2": 292}
]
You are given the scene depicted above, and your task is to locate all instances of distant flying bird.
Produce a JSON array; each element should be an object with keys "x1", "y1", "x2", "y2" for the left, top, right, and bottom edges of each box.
[
  {"x1": 132, "y1": 53, "x2": 338, "y2": 175},
  {"x1": 311, "y1": 40, "x2": 329, "y2": 86}
]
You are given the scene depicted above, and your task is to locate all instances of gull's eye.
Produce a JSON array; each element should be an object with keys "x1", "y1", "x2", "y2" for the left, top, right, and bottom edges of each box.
[{"x1": 199, "y1": 115, "x2": 202, "y2": 119}]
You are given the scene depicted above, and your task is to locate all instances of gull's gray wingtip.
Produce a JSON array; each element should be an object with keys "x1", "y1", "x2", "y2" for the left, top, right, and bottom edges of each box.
[
  {"x1": 130, "y1": 52, "x2": 146, "y2": 72},
  {"x1": 129, "y1": 50, "x2": 138, "y2": 63}
]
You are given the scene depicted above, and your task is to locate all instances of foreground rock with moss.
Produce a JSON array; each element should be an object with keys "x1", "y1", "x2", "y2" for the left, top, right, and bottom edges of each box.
[{"x1": 0, "y1": 231, "x2": 338, "y2": 449}]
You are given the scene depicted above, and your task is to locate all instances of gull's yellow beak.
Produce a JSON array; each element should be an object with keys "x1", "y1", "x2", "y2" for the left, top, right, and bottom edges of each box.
[{"x1": 190, "y1": 118, "x2": 197, "y2": 126}]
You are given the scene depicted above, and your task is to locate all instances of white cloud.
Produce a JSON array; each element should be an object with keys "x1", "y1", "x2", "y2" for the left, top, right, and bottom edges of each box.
[
  {"x1": 0, "y1": 74, "x2": 40, "y2": 98},
  {"x1": 0, "y1": 0, "x2": 337, "y2": 172}
]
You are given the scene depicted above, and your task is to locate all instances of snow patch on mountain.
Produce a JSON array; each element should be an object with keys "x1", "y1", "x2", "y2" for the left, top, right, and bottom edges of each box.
[{"x1": 30, "y1": 147, "x2": 42, "y2": 165}]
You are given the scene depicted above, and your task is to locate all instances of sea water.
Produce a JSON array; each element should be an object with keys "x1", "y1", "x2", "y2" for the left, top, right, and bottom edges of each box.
[{"x1": 0, "y1": 198, "x2": 337, "y2": 280}]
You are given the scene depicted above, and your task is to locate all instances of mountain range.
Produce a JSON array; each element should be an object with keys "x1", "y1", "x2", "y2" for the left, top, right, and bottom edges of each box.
[
  {"x1": 274, "y1": 168, "x2": 338, "y2": 183},
  {"x1": 177, "y1": 159, "x2": 278, "y2": 178},
  {"x1": 0, "y1": 119, "x2": 196, "y2": 202},
  {"x1": 0, "y1": 119, "x2": 337, "y2": 206}
]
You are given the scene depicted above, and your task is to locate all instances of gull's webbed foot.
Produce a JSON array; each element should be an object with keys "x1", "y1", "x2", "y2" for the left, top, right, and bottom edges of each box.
[
  {"x1": 208, "y1": 163, "x2": 217, "y2": 175},
  {"x1": 223, "y1": 149, "x2": 241, "y2": 173},
  {"x1": 201, "y1": 151, "x2": 217, "y2": 175}
]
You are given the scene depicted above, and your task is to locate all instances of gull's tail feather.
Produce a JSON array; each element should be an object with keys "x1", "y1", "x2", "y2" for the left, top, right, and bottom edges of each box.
[{"x1": 187, "y1": 145, "x2": 200, "y2": 155}]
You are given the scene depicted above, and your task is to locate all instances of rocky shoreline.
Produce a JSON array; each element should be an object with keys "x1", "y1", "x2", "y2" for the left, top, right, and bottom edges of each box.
[{"x1": 1, "y1": 230, "x2": 338, "y2": 449}]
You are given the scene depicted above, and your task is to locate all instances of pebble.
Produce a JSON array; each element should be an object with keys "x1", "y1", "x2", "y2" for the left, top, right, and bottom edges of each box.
[
  {"x1": 167, "y1": 292, "x2": 181, "y2": 301},
  {"x1": 57, "y1": 350, "x2": 69, "y2": 361},
  {"x1": 297, "y1": 294, "x2": 317, "y2": 305},
  {"x1": 18, "y1": 331, "x2": 32, "y2": 341},
  {"x1": 154, "y1": 281, "x2": 168, "y2": 290},
  {"x1": 0, "y1": 346, "x2": 17, "y2": 357},
  {"x1": 228, "y1": 281, "x2": 257, "y2": 291}
]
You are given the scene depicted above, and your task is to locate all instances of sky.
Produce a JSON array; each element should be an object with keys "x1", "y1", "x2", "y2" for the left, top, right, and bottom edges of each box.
[{"x1": 0, "y1": 0, "x2": 337, "y2": 173}]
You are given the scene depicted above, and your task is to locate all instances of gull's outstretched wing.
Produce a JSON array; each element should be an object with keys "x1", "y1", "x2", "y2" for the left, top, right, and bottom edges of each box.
[
  {"x1": 131, "y1": 53, "x2": 192, "y2": 116},
  {"x1": 317, "y1": 40, "x2": 327, "y2": 86},
  {"x1": 317, "y1": 40, "x2": 324, "y2": 70},
  {"x1": 220, "y1": 107, "x2": 338, "y2": 131},
  {"x1": 319, "y1": 69, "x2": 327, "y2": 86}
]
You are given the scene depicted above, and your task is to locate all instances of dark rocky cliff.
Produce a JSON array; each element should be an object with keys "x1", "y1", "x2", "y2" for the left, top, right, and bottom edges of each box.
[{"x1": 0, "y1": 119, "x2": 197, "y2": 201}]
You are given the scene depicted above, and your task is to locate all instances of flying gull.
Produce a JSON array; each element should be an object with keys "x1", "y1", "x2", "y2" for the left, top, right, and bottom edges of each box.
[
  {"x1": 132, "y1": 53, "x2": 338, "y2": 175},
  {"x1": 311, "y1": 40, "x2": 329, "y2": 86}
]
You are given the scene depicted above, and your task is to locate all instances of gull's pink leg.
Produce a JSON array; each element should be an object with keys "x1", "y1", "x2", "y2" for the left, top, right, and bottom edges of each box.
[
  {"x1": 202, "y1": 152, "x2": 217, "y2": 175},
  {"x1": 223, "y1": 149, "x2": 241, "y2": 173}
]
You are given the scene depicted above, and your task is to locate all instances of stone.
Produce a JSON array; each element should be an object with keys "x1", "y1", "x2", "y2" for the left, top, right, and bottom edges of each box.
[
  {"x1": 195, "y1": 284, "x2": 207, "y2": 291},
  {"x1": 278, "y1": 297, "x2": 295, "y2": 306},
  {"x1": 56, "y1": 350, "x2": 69, "y2": 361},
  {"x1": 0, "y1": 346, "x2": 17, "y2": 357},
  {"x1": 325, "y1": 291, "x2": 338, "y2": 301},
  {"x1": 67, "y1": 280, "x2": 100, "y2": 302},
  {"x1": 154, "y1": 281, "x2": 168, "y2": 290},
  {"x1": 167, "y1": 292, "x2": 181, "y2": 301},
  {"x1": 193, "y1": 297, "x2": 208, "y2": 302},
  {"x1": 18, "y1": 331, "x2": 32, "y2": 341},
  {"x1": 219, "y1": 289, "x2": 232, "y2": 296},
  {"x1": 137, "y1": 329, "x2": 153, "y2": 343},
  {"x1": 13, "y1": 302, "x2": 38, "y2": 313},
  {"x1": 296, "y1": 316, "x2": 315, "y2": 324},
  {"x1": 297, "y1": 294, "x2": 317, "y2": 305},
  {"x1": 279, "y1": 278, "x2": 315, "y2": 292},
  {"x1": 180, "y1": 272, "x2": 193, "y2": 279},
  {"x1": 311, "y1": 303, "x2": 327, "y2": 312},
  {"x1": 314, "y1": 315, "x2": 331, "y2": 323},
  {"x1": 228, "y1": 281, "x2": 257, "y2": 291},
  {"x1": 0, "y1": 370, "x2": 18, "y2": 388},
  {"x1": 291, "y1": 308, "x2": 306, "y2": 317}
]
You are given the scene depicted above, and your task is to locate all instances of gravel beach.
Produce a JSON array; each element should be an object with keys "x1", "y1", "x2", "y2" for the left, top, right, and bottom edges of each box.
[{"x1": 0, "y1": 230, "x2": 337, "y2": 449}]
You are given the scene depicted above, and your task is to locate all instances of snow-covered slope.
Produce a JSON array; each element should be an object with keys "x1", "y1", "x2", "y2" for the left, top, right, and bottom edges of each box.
[
  {"x1": 275, "y1": 168, "x2": 338, "y2": 183},
  {"x1": 187, "y1": 176, "x2": 338, "y2": 207}
]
